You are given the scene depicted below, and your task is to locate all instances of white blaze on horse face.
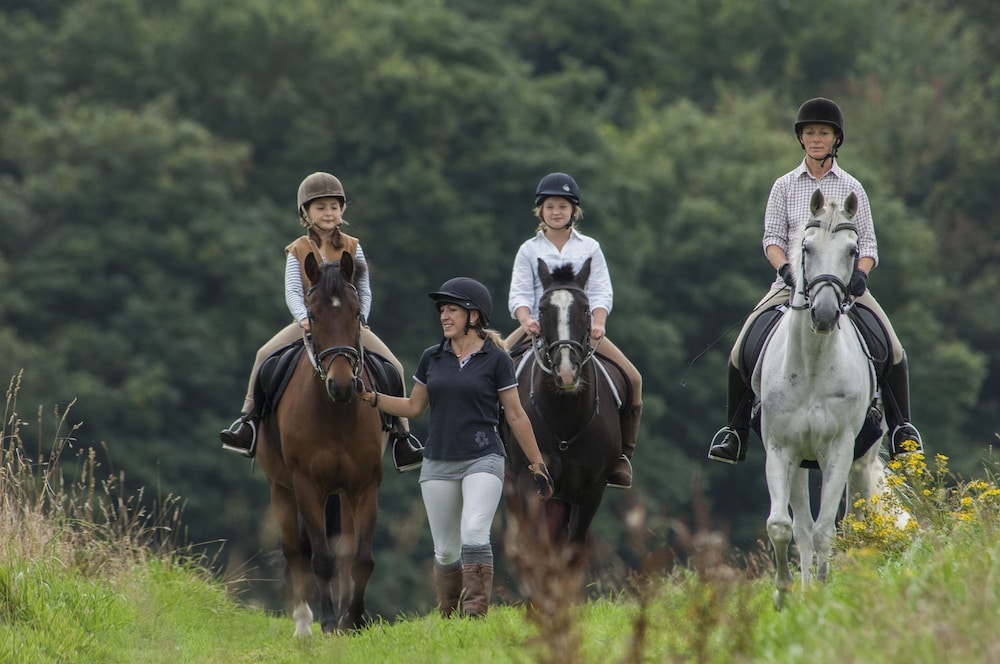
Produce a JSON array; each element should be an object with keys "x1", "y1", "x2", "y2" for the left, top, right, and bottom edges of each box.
[
  {"x1": 550, "y1": 290, "x2": 576, "y2": 384},
  {"x1": 330, "y1": 295, "x2": 341, "y2": 308}
]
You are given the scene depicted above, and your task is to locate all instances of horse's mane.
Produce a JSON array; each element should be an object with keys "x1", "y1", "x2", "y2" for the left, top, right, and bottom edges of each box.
[{"x1": 549, "y1": 263, "x2": 577, "y2": 283}]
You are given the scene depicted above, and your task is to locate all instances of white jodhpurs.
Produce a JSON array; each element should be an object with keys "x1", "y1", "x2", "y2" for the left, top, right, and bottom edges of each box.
[{"x1": 420, "y1": 473, "x2": 503, "y2": 567}]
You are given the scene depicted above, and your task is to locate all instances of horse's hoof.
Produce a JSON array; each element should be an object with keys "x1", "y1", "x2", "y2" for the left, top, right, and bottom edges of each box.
[{"x1": 773, "y1": 589, "x2": 785, "y2": 611}]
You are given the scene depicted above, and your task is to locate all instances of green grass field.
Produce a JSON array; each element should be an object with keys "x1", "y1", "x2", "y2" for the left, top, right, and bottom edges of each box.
[{"x1": 3, "y1": 378, "x2": 998, "y2": 663}]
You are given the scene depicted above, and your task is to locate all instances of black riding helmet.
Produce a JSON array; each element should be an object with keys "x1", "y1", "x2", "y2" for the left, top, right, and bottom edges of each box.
[
  {"x1": 534, "y1": 172, "x2": 580, "y2": 207},
  {"x1": 794, "y1": 97, "x2": 845, "y2": 151},
  {"x1": 428, "y1": 277, "x2": 493, "y2": 326}
]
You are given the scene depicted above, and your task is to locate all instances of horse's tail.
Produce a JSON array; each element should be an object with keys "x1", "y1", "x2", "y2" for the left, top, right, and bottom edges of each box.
[{"x1": 869, "y1": 455, "x2": 913, "y2": 530}]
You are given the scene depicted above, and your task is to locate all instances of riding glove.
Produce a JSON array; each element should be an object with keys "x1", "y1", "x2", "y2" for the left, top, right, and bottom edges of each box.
[
  {"x1": 849, "y1": 268, "x2": 868, "y2": 296},
  {"x1": 529, "y1": 462, "x2": 555, "y2": 499},
  {"x1": 778, "y1": 263, "x2": 795, "y2": 289}
]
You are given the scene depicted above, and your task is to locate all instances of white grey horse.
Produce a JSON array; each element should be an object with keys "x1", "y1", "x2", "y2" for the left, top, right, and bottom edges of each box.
[{"x1": 753, "y1": 189, "x2": 888, "y2": 610}]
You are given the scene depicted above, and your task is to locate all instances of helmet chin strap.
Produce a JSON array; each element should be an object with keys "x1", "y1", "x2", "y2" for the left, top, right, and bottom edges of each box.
[{"x1": 543, "y1": 219, "x2": 573, "y2": 231}]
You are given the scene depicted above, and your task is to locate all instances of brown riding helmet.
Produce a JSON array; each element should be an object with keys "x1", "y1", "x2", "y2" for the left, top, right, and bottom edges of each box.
[{"x1": 297, "y1": 172, "x2": 346, "y2": 215}]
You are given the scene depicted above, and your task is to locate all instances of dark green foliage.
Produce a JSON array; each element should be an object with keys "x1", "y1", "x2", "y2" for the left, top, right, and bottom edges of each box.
[{"x1": 0, "y1": 0, "x2": 995, "y2": 617}]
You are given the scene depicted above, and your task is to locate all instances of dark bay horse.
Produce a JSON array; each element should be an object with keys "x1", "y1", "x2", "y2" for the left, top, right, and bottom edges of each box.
[
  {"x1": 256, "y1": 251, "x2": 385, "y2": 636},
  {"x1": 503, "y1": 259, "x2": 626, "y2": 569}
]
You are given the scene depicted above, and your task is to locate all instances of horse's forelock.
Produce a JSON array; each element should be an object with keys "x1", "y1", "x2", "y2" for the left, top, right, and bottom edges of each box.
[
  {"x1": 317, "y1": 258, "x2": 366, "y2": 298},
  {"x1": 549, "y1": 263, "x2": 576, "y2": 283}
]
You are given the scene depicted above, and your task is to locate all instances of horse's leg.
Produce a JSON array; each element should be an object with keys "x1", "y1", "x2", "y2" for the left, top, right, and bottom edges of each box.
[
  {"x1": 270, "y1": 482, "x2": 314, "y2": 637},
  {"x1": 813, "y1": 450, "x2": 853, "y2": 583},
  {"x1": 321, "y1": 494, "x2": 342, "y2": 632},
  {"x1": 846, "y1": 442, "x2": 880, "y2": 517},
  {"x1": 764, "y1": 449, "x2": 795, "y2": 611},
  {"x1": 340, "y1": 486, "x2": 378, "y2": 632},
  {"x1": 292, "y1": 477, "x2": 338, "y2": 634},
  {"x1": 789, "y1": 467, "x2": 814, "y2": 588},
  {"x1": 565, "y1": 495, "x2": 602, "y2": 584}
]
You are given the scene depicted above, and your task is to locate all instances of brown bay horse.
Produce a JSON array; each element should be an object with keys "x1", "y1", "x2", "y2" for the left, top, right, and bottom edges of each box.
[{"x1": 256, "y1": 251, "x2": 385, "y2": 636}]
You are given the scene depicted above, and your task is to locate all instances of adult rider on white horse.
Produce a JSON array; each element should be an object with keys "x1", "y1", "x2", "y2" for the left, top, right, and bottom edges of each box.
[{"x1": 708, "y1": 97, "x2": 924, "y2": 464}]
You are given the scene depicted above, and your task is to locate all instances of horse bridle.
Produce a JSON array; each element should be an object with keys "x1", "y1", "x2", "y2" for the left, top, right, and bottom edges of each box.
[
  {"x1": 303, "y1": 281, "x2": 365, "y2": 395},
  {"x1": 528, "y1": 284, "x2": 602, "y2": 451},
  {"x1": 789, "y1": 219, "x2": 857, "y2": 315},
  {"x1": 531, "y1": 284, "x2": 599, "y2": 376}
]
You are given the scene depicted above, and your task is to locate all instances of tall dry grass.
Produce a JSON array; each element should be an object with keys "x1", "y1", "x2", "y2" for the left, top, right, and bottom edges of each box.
[{"x1": 1, "y1": 370, "x2": 188, "y2": 581}]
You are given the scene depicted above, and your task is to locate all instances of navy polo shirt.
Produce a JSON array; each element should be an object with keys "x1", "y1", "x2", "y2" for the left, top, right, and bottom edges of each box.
[{"x1": 413, "y1": 339, "x2": 518, "y2": 461}]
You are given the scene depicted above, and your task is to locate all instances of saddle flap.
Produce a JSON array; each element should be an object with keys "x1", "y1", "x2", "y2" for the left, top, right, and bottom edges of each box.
[
  {"x1": 254, "y1": 340, "x2": 305, "y2": 419},
  {"x1": 363, "y1": 350, "x2": 403, "y2": 431},
  {"x1": 847, "y1": 302, "x2": 892, "y2": 380}
]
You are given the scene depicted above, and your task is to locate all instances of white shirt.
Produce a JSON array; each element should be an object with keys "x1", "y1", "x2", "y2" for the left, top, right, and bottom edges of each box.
[{"x1": 507, "y1": 228, "x2": 613, "y2": 320}]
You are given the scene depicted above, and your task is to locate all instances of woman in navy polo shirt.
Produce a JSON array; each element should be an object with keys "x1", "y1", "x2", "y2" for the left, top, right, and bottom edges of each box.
[{"x1": 360, "y1": 276, "x2": 553, "y2": 619}]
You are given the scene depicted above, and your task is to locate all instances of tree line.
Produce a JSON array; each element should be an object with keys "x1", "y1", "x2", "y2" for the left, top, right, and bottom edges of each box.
[{"x1": 1, "y1": 0, "x2": 996, "y2": 615}]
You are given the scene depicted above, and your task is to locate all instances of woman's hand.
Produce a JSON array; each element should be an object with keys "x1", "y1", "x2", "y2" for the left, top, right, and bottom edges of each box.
[
  {"x1": 528, "y1": 461, "x2": 554, "y2": 499},
  {"x1": 358, "y1": 390, "x2": 380, "y2": 408}
]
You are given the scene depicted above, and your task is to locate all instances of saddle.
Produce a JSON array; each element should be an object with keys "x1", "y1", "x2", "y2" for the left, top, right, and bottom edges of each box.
[
  {"x1": 738, "y1": 302, "x2": 891, "y2": 384},
  {"x1": 253, "y1": 339, "x2": 403, "y2": 432},
  {"x1": 739, "y1": 302, "x2": 890, "y2": 468}
]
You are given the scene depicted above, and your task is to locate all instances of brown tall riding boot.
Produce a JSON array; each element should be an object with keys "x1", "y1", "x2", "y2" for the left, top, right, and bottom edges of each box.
[
  {"x1": 608, "y1": 403, "x2": 641, "y2": 489},
  {"x1": 433, "y1": 563, "x2": 463, "y2": 618},
  {"x1": 461, "y1": 563, "x2": 494, "y2": 618}
]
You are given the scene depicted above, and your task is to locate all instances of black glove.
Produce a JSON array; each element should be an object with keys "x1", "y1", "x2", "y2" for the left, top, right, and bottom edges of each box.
[
  {"x1": 529, "y1": 462, "x2": 554, "y2": 499},
  {"x1": 778, "y1": 263, "x2": 795, "y2": 289},
  {"x1": 849, "y1": 268, "x2": 868, "y2": 296}
]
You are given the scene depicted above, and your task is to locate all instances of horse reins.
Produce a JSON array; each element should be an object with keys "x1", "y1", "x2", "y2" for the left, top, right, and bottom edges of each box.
[
  {"x1": 528, "y1": 356, "x2": 601, "y2": 452},
  {"x1": 527, "y1": 282, "x2": 604, "y2": 451}
]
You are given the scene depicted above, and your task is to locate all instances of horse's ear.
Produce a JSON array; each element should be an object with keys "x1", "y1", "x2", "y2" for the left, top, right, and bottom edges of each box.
[
  {"x1": 843, "y1": 192, "x2": 858, "y2": 219},
  {"x1": 810, "y1": 189, "x2": 825, "y2": 215},
  {"x1": 538, "y1": 258, "x2": 553, "y2": 289},
  {"x1": 304, "y1": 252, "x2": 321, "y2": 286},
  {"x1": 576, "y1": 257, "x2": 592, "y2": 287},
  {"x1": 339, "y1": 250, "x2": 354, "y2": 281}
]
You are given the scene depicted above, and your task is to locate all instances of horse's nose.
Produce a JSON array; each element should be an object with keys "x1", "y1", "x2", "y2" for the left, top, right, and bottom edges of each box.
[
  {"x1": 325, "y1": 377, "x2": 355, "y2": 403},
  {"x1": 811, "y1": 302, "x2": 840, "y2": 333}
]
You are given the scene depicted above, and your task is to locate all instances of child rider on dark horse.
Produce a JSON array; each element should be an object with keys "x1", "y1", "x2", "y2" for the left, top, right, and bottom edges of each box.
[
  {"x1": 505, "y1": 172, "x2": 643, "y2": 489},
  {"x1": 220, "y1": 171, "x2": 424, "y2": 472},
  {"x1": 707, "y1": 98, "x2": 924, "y2": 465}
]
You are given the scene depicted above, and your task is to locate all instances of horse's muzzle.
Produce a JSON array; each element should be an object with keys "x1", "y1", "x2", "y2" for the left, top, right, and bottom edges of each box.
[{"x1": 325, "y1": 375, "x2": 361, "y2": 403}]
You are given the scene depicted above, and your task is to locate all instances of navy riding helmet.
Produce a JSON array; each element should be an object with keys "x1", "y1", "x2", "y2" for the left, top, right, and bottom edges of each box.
[{"x1": 428, "y1": 277, "x2": 493, "y2": 326}]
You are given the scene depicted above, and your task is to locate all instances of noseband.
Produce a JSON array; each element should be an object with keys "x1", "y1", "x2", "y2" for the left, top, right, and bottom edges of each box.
[{"x1": 789, "y1": 219, "x2": 857, "y2": 315}]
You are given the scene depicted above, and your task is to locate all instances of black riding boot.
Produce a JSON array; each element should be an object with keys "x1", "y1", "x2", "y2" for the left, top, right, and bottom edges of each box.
[
  {"x1": 220, "y1": 413, "x2": 257, "y2": 458},
  {"x1": 390, "y1": 418, "x2": 424, "y2": 473},
  {"x1": 882, "y1": 352, "x2": 923, "y2": 458},
  {"x1": 608, "y1": 403, "x2": 641, "y2": 489},
  {"x1": 708, "y1": 364, "x2": 753, "y2": 464}
]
